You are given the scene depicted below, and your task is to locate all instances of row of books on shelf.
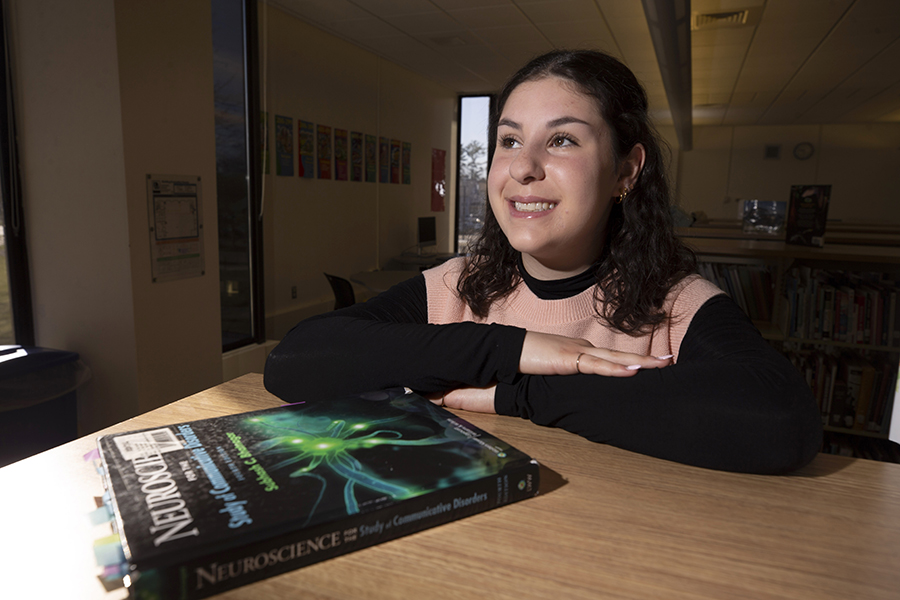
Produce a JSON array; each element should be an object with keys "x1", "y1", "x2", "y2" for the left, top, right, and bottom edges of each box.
[
  {"x1": 783, "y1": 267, "x2": 900, "y2": 348},
  {"x1": 821, "y1": 431, "x2": 900, "y2": 463},
  {"x1": 697, "y1": 262, "x2": 775, "y2": 322},
  {"x1": 785, "y1": 348, "x2": 897, "y2": 435}
]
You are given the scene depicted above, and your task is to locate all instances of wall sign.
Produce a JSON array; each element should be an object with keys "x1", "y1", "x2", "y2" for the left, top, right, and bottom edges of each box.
[{"x1": 146, "y1": 174, "x2": 204, "y2": 282}]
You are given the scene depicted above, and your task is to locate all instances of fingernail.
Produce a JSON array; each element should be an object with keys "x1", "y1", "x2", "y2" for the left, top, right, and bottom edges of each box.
[
  {"x1": 626, "y1": 364, "x2": 642, "y2": 371},
  {"x1": 656, "y1": 354, "x2": 673, "y2": 360}
]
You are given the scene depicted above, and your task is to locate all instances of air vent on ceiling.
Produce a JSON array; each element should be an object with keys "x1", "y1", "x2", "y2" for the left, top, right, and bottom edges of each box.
[{"x1": 691, "y1": 8, "x2": 760, "y2": 30}]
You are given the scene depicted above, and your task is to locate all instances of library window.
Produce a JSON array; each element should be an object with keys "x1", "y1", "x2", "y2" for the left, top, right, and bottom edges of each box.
[
  {"x1": 0, "y1": 8, "x2": 33, "y2": 347},
  {"x1": 455, "y1": 95, "x2": 492, "y2": 253},
  {"x1": 0, "y1": 205, "x2": 11, "y2": 344},
  {"x1": 212, "y1": 0, "x2": 264, "y2": 352}
]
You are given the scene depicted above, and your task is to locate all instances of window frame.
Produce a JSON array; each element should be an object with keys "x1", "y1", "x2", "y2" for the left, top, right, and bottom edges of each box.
[
  {"x1": 0, "y1": 3, "x2": 34, "y2": 346},
  {"x1": 453, "y1": 94, "x2": 494, "y2": 255},
  {"x1": 216, "y1": 0, "x2": 265, "y2": 353}
]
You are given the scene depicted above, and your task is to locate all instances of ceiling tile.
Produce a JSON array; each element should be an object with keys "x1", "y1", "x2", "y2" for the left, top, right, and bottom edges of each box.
[
  {"x1": 592, "y1": 0, "x2": 647, "y2": 20},
  {"x1": 269, "y1": 0, "x2": 371, "y2": 23},
  {"x1": 445, "y1": 5, "x2": 531, "y2": 29},
  {"x1": 328, "y1": 17, "x2": 402, "y2": 39},
  {"x1": 517, "y1": 0, "x2": 602, "y2": 24},
  {"x1": 386, "y1": 11, "x2": 465, "y2": 35},
  {"x1": 470, "y1": 23, "x2": 543, "y2": 45},
  {"x1": 349, "y1": 0, "x2": 438, "y2": 18},
  {"x1": 537, "y1": 19, "x2": 616, "y2": 48},
  {"x1": 431, "y1": 0, "x2": 509, "y2": 9},
  {"x1": 802, "y1": 40, "x2": 900, "y2": 122},
  {"x1": 482, "y1": 39, "x2": 555, "y2": 71},
  {"x1": 838, "y1": 80, "x2": 900, "y2": 123}
]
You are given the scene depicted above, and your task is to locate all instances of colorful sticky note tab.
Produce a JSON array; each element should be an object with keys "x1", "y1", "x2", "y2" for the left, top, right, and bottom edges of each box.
[{"x1": 93, "y1": 534, "x2": 125, "y2": 566}]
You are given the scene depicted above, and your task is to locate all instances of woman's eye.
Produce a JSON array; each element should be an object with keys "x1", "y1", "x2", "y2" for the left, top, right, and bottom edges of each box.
[
  {"x1": 551, "y1": 135, "x2": 574, "y2": 147},
  {"x1": 499, "y1": 136, "x2": 520, "y2": 149}
]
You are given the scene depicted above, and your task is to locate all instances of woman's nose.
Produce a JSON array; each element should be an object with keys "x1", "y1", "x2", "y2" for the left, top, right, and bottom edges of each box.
[{"x1": 508, "y1": 143, "x2": 544, "y2": 184}]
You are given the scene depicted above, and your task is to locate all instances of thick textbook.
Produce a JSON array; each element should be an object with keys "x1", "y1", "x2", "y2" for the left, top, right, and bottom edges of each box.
[{"x1": 97, "y1": 388, "x2": 539, "y2": 599}]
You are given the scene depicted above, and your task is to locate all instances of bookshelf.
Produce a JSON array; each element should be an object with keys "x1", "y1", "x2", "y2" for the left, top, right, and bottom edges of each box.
[{"x1": 682, "y1": 232, "x2": 900, "y2": 463}]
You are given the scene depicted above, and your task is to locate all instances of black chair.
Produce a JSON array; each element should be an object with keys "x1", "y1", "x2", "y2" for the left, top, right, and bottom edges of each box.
[{"x1": 324, "y1": 273, "x2": 355, "y2": 310}]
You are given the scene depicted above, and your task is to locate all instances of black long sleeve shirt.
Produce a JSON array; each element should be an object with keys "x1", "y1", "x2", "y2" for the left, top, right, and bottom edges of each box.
[{"x1": 265, "y1": 273, "x2": 822, "y2": 474}]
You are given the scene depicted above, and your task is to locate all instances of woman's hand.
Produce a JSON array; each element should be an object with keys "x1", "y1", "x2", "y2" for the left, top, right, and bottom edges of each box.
[
  {"x1": 426, "y1": 332, "x2": 670, "y2": 413},
  {"x1": 431, "y1": 385, "x2": 497, "y2": 413},
  {"x1": 519, "y1": 331, "x2": 672, "y2": 377}
]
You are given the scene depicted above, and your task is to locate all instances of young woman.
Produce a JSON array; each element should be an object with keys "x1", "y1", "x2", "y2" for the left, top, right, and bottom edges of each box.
[{"x1": 265, "y1": 50, "x2": 822, "y2": 475}]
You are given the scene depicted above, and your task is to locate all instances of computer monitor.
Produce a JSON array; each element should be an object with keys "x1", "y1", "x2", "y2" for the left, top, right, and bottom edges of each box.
[{"x1": 417, "y1": 216, "x2": 436, "y2": 253}]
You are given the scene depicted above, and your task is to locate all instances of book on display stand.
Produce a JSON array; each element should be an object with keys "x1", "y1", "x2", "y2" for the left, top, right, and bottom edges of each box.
[
  {"x1": 785, "y1": 184, "x2": 831, "y2": 247},
  {"x1": 90, "y1": 387, "x2": 540, "y2": 599}
]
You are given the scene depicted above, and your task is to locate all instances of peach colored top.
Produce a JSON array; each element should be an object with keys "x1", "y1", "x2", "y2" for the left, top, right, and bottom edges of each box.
[{"x1": 423, "y1": 257, "x2": 724, "y2": 361}]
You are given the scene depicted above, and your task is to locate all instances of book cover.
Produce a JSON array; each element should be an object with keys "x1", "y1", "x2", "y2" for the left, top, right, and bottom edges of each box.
[
  {"x1": 96, "y1": 388, "x2": 540, "y2": 599},
  {"x1": 785, "y1": 184, "x2": 831, "y2": 247}
]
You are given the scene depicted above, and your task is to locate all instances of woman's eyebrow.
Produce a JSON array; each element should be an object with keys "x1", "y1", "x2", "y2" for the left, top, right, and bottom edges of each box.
[
  {"x1": 497, "y1": 116, "x2": 592, "y2": 129},
  {"x1": 547, "y1": 116, "x2": 591, "y2": 128}
]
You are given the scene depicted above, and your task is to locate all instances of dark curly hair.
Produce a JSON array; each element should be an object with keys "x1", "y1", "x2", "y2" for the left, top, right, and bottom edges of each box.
[{"x1": 457, "y1": 49, "x2": 696, "y2": 335}]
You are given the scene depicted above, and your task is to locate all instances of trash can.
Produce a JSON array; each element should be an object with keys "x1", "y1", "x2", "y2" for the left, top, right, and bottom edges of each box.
[{"x1": 0, "y1": 345, "x2": 91, "y2": 467}]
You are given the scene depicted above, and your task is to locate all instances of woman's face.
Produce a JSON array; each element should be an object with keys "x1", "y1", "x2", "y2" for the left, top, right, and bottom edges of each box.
[{"x1": 488, "y1": 76, "x2": 642, "y2": 279}]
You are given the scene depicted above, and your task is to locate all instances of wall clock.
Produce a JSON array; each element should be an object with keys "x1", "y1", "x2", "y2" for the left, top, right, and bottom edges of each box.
[{"x1": 793, "y1": 142, "x2": 815, "y2": 160}]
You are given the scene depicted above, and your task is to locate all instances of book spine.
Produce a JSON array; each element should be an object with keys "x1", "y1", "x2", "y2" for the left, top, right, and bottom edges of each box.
[
  {"x1": 822, "y1": 285, "x2": 834, "y2": 341},
  {"x1": 131, "y1": 460, "x2": 540, "y2": 600}
]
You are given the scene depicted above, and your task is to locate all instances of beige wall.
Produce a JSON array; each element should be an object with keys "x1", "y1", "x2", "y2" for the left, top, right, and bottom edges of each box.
[
  {"x1": 259, "y1": 10, "x2": 456, "y2": 339},
  {"x1": 9, "y1": 0, "x2": 458, "y2": 433},
  {"x1": 10, "y1": 0, "x2": 222, "y2": 434},
  {"x1": 10, "y1": 0, "x2": 140, "y2": 432},
  {"x1": 675, "y1": 123, "x2": 900, "y2": 222},
  {"x1": 114, "y1": 1, "x2": 224, "y2": 415}
]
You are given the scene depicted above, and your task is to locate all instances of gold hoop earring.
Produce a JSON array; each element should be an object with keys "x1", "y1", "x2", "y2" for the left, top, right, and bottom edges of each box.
[{"x1": 616, "y1": 186, "x2": 629, "y2": 204}]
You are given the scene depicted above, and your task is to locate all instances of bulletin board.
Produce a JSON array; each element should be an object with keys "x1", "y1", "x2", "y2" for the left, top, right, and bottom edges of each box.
[{"x1": 146, "y1": 174, "x2": 205, "y2": 283}]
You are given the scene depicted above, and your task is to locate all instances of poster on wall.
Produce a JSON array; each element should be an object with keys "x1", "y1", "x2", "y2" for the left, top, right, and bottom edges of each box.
[
  {"x1": 298, "y1": 120, "x2": 315, "y2": 179},
  {"x1": 261, "y1": 111, "x2": 270, "y2": 175},
  {"x1": 390, "y1": 140, "x2": 401, "y2": 184},
  {"x1": 275, "y1": 115, "x2": 293, "y2": 176},
  {"x1": 402, "y1": 142, "x2": 411, "y2": 184},
  {"x1": 431, "y1": 148, "x2": 446, "y2": 212},
  {"x1": 379, "y1": 137, "x2": 390, "y2": 183},
  {"x1": 146, "y1": 174, "x2": 205, "y2": 283},
  {"x1": 334, "y1": 129, "x2": 349, "y2": 181},
  {"x1": 350, "y1": 132, "x2": 363, "y2": 182},
  {"x1": 317, "y1": 125, "x2": 333, "y2": 179},
  {"x1": 365, "y1": 134, "x2": 377, "y2": 182}
]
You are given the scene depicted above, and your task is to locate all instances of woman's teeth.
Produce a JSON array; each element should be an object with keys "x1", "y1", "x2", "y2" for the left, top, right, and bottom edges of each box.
[{"x1": 514, "y1": 201, "x2": 557, "y2": 212}]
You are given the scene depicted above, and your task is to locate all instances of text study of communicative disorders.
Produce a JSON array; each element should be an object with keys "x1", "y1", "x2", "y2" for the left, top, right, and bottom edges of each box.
[{"x1": 91, "y1": 388, "x2": 540, "y2": 599}]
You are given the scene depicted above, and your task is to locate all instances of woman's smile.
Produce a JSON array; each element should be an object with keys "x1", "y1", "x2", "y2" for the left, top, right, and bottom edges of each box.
[{"x1": 508, "y1": 196, "x2": 558, "y2": 215}]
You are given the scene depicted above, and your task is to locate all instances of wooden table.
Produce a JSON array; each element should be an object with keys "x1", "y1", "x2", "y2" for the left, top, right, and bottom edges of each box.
[{"x1": 2, "y1": 374, "x2": 899, "y2": 600}]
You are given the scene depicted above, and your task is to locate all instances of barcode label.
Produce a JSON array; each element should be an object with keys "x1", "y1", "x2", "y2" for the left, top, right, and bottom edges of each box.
[{"x1": 113, "y1": 428, "x2": 183, "y2": 461}]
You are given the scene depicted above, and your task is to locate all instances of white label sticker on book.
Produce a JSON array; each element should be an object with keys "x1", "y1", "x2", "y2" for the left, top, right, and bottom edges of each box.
[{"x1": 114, "y1": 428, "x2": 183, "y2": 461}]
